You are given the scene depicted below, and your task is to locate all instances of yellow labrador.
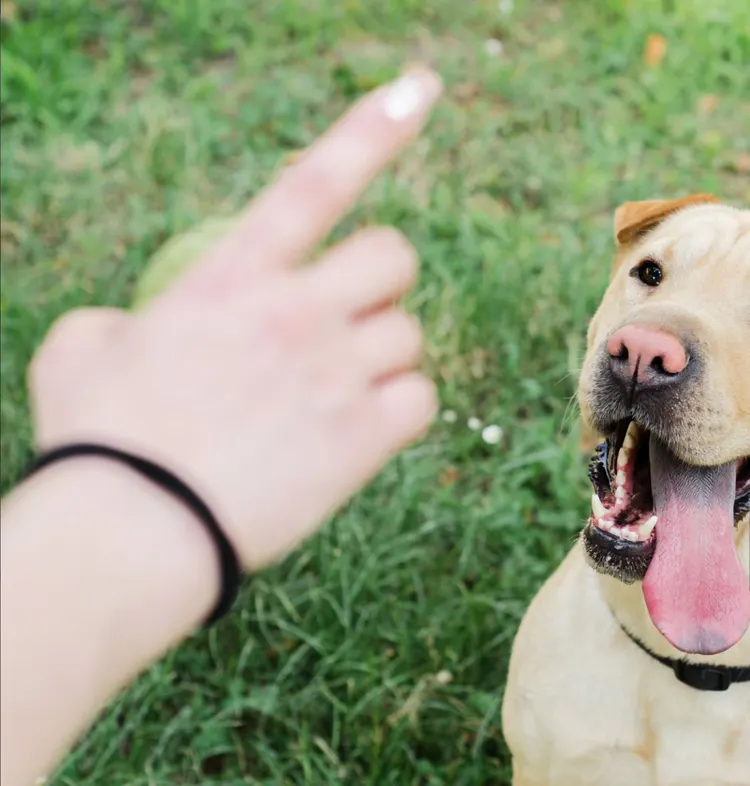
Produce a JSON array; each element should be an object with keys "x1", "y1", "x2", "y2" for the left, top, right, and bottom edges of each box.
[{"x1": 502, "y1": 195, "x2": 750, "y2": 786}]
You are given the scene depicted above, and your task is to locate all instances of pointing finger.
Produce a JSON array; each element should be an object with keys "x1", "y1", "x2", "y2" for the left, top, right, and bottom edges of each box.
[{"x1": 200, "y1": 67, "x2": 442, "y2": 280}]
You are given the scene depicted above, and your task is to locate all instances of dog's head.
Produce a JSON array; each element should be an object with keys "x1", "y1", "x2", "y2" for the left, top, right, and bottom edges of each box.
[{"x1": 578, "y1": 195, "x2": 750, "y2": 656}]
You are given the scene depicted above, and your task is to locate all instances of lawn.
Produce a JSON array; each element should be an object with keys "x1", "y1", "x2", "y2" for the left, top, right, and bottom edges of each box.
[{"x1": 1, "y1": 0, "x2": 748, "y2": 783}]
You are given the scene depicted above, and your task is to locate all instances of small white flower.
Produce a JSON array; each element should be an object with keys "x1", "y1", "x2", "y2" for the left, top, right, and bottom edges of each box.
[
  {"x1": 435, "y1": 669, "x2": 453, "y2": 685},
  {"x1": 482, "y1": 424, "x2": 503, "y2": 445},
  {"x1": 442, "y1": 409, "x2": 458, "y2": 423},
  {"x1": 467, "y1": 416, "x2": 483, "y2": 431},
  {"x1": 498, "y1": 0, "x2": 514, "y2": 15},
  {"x1": 484, "y1": 38, "x2": 504, "y2": 57}
]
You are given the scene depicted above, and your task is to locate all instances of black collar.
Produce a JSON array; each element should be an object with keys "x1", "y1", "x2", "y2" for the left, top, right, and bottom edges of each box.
[{"x1": 620, "y1": 624, "x2": 750, "y2": 692}]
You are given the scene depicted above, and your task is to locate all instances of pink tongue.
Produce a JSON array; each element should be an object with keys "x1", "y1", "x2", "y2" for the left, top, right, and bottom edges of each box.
[{"x1": 643, "y1": 436, "x2": 750, "y2": 655}]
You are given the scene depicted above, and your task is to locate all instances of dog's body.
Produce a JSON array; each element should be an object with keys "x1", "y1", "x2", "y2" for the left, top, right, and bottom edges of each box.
[
  {"x1": 503, "y1": 535, "x2": 750, "y2": 786},
  {"x1": 502, "y1": 198, "x2": 750, "y2": 786}
]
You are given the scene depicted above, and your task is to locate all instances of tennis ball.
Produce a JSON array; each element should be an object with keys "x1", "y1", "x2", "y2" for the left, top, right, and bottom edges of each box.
[{"x1": 131, "y1": 215, "x2": 240, "y2": 309}]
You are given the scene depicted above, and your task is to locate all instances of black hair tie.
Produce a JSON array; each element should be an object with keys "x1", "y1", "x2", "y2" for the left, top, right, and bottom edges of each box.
[{"x1": 22, "y1": 443, "x2": 240, "y2": 625}]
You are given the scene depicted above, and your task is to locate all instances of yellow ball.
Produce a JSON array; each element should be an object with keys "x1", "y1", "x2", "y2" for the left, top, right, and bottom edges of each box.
[{"x1": 131, "y1": 215, "x2": 240, "y2": 309}]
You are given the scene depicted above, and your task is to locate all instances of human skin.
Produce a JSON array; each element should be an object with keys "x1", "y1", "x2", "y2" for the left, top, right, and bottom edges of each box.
[{"x1": 0, "y1": 67, "x2": 442, "y2": 786}]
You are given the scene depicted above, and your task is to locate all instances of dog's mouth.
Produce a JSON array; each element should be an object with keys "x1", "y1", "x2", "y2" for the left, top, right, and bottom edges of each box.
[{"x1": 584, "y1": 420, "x2": 750, "y2": 655}]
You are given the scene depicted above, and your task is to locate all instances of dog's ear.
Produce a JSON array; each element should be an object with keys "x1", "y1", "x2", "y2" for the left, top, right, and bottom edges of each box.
[{"x1": 613, "y1": 193, "x2": 719, "y2": 246}]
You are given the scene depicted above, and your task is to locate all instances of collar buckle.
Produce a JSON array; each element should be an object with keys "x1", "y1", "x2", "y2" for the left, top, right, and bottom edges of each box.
[{"x1": 672, "y1": 661, "x2": 732, "y2": 691}]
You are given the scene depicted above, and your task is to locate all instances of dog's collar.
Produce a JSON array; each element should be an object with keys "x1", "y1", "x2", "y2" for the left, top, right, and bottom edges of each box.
[{"x1": 619, "y1": 623, "x2": 750, "y2": 691}]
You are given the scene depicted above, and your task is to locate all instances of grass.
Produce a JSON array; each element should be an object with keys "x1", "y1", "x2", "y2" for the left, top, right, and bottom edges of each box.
[{"x1": 1, "y1": 0, "x2": 749, "y2": 783}]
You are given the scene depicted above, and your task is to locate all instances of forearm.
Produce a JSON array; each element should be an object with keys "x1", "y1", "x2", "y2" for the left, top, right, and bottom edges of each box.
[{"x1": 0, "y1": 459, "x2": 218, "y2": 786}]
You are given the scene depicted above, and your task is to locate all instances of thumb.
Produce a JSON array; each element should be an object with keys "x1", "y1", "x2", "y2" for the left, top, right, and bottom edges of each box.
[{"x1": 28, "y1": 307, "x2": 130, "y2": 433}]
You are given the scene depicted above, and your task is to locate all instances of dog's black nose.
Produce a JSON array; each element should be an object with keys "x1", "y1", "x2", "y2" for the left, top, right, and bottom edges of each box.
[{"x1": 607, "y1": 324, "x2": 689, "y2": 389}]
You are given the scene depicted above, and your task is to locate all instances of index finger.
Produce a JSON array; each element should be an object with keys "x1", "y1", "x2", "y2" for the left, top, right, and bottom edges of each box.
[{"x1": 201, "y1": 67, "x2": 442, "y2": 278}]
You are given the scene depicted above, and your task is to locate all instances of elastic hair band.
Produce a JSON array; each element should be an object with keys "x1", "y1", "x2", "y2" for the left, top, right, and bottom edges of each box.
[{"x1": 22, "y1": 443, "x2": 240, "y2": 625}]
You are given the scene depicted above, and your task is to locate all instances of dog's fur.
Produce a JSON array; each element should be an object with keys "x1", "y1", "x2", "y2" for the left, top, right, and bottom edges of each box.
[{"x1": 502, "y1": 197, "x2": 750, "y2": 786}]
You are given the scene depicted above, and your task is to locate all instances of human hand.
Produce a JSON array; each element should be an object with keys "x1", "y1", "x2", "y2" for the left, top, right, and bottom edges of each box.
[{"x1": 27, "y1": 68, "x2": 442, "y2": 570}]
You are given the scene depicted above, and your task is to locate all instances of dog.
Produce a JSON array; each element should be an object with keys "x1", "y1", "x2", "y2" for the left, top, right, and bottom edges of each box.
[{"x1": 501, "y1": 195, "x2": 750, "y2": 786}]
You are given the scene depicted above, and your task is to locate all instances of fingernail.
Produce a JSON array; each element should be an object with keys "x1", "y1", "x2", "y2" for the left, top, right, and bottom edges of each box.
[{"x1": 382, "y1": 67, "x2": 442, "y2": 121}]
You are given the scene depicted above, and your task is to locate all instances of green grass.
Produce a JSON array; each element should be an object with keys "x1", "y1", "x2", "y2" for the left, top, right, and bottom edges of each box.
[{"x1": 1, "y1": 0, "x2": 749, "y2": 783}]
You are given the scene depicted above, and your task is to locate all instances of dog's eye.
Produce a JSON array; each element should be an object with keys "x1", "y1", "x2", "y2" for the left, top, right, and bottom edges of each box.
[{"x1": 632, "y1": 259, "x2": 663, "y2": 288}]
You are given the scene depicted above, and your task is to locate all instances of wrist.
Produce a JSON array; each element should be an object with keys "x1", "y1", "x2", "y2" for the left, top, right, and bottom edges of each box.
[
  {"x1": 1, "y1": 456, "x2": 221, "y2": 784},
  {"x1": 3, "y1": 455, "x2": 219, "y2": 672}
]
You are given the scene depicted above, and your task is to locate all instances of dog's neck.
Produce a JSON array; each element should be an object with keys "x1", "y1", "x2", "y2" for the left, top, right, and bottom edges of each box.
[{"x1": 596, "y1": 517, "x2": 750, "y2": 666}]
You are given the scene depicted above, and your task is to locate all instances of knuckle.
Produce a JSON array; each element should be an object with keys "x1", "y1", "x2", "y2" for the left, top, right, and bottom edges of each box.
[
  {"x1": 379, "y1": 374, "x2": 438, "y2": 444},
  {"x1": 419, "y1": 375, "x2": 439, "y2": 413},
  {"x1": 35, "y1": 308, "x2": 89, "y2": 358},
  {"x1": 395, "y1": 311, "x2": 423, "y2": 349},
  {"x1": 27, "y1": 312, "x2": 81, "y2": 389},
  {"x1": 289, "y1": 158, "x2": 341, "y2": 210},
  {"x1": 28, "y1": 307, "x2": 125, "y2": 385},
  {"x1": 403, "y1": 376, "x2": 438, "y2": 428},
  {"x1": 370, "y1": 226, "x2": 418, "y2": 268}
]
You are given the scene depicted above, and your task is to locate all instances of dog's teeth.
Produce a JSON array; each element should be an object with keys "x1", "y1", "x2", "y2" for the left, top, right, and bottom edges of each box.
[
  {"x1": 616, "y1": 470, "x2": 627, "y2": 487},
  {"x1": 639, "y1": 515, "x2": 657, "y2": 539},
  {"x1": 597, "y1": 518, "x2": 613, "y2": 531},
  {"x1": 623, "y1": 421, "x2": 639, "y2": 450},
  {"x1": 617, "y1": 448, "x2": 629, "y2": 469},
  {"x1": 591, "y1": 494, "x2": 607, "y2": 519},
  {"x1": 615, "y1": 486, "x2": 626, "y2": 501},
  {"x1": 611, "y1": 526, "x2": 638, "y2": 542}
]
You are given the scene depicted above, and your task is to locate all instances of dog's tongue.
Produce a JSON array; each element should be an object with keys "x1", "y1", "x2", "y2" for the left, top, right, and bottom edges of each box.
[{"x1": 643, "y1": 436, "x2": 750, "y2": 655}]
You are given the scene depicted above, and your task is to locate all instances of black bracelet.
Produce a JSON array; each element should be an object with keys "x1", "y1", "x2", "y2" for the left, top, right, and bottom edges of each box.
[{"x1": 21, "y1": 443, "x2": 241, "y2": 625}]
